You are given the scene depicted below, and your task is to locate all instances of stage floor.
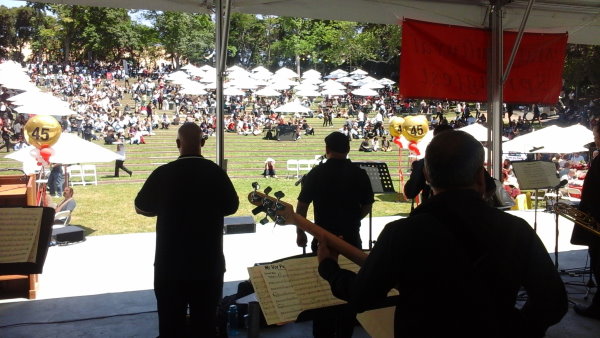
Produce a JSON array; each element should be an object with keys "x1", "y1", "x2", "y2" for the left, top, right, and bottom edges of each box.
[{"x1": 1, "y1": 211, "x2": 599, "y2": 337}]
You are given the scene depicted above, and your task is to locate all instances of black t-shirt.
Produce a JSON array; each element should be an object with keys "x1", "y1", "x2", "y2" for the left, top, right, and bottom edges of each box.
[
  {"x1": 135, "y1": 155, "x2": 239, "y2": 279},
  {"x1": 298, "y1": 158, "x2": 374, "y2": 242}
]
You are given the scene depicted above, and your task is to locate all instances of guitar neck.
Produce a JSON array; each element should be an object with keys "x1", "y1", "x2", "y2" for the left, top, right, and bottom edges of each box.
[{"x1": 290, "y1": 213, "x2": 368, "y2": 266}]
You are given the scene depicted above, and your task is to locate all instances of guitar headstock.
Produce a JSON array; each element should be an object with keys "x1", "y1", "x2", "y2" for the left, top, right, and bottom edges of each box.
[{"x1": 248, "y1": 182, "x2": 295, "y2": 226}]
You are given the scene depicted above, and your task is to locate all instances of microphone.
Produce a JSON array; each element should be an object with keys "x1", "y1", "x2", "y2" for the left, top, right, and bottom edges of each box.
[
  {"x1": 554, "y1": 179, "x2": 568, "y2": 190},
  {"x1": 529, "y1": 146, "x2": 544, "y2": 152}
]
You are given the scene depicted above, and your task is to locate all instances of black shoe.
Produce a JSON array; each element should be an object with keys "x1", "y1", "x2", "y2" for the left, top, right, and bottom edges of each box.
[
  {"x1": 129, "y1": 171, "x2": 133, "y2": 177},
  {"x1": 573, "y1": 304, "x2": 600, "y2": 320}
]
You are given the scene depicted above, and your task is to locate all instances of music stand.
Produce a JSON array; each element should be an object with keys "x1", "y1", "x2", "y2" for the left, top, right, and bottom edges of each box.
[
  {"x1": 511, "y1": 161, "x2": 561, "y2": 267},
  {"x1": 353, "y1": 162, "x2": 396, "y2": 249}
]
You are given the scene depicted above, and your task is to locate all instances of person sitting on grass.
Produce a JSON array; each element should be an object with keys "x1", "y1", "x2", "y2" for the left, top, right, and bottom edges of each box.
[
  {"x1": 359, "y1": 136, "x2": 373, "y2": 152},
  {"x1": 263, "y1": 158, "x2": 277, "y2": 178}
]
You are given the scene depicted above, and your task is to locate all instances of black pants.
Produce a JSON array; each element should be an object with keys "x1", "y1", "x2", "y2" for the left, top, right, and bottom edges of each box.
[
  {"x1": 311, "y1": 232, "x2": 361, "y2": 337},
  {"x1": 154, "y1": 274, "x2": 224, "y2": 337},
  {"x1": 114, "y1": 160, "x2": 132, "y2": 177}
]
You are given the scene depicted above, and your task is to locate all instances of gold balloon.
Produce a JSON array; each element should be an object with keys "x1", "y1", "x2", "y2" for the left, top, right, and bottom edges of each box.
[
  {"x1": 401, "y1": 115, "x2": 429, "y2": 142},
  {"x1": 388, "y1": 116, "x2": 404, "y2": 137},
  {"x1": 24, "y1": 115, "x2": 62, "y2": 149}
]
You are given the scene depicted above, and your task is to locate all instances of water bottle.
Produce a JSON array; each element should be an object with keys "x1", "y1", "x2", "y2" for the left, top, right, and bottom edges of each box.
[{"x1": 227, "y1": 304, "x2": 239, "y2": 336}]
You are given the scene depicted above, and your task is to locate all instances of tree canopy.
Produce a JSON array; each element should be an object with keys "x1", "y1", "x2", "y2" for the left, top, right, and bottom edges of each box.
[{"x1": 0, "y1": 4, "x2": 598, "y2": 97}]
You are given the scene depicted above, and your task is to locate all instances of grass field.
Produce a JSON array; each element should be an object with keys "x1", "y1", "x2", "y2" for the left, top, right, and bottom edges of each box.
[{"x1": 0, "y1": 111, "x2": 414, "y2": 236}]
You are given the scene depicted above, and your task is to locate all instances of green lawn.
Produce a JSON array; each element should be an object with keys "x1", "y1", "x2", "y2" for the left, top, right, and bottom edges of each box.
[{"x1": 1, "y1": 114, "x2": 413, "y2": 236}]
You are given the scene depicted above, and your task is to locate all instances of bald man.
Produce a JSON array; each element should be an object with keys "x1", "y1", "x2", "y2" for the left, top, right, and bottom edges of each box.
[
  {"x1": 135, "y1": 122, "x2": 239, "y2": 337},
  {"x1": 318, "y1": 131, "x2": 567, "y2": 337}
]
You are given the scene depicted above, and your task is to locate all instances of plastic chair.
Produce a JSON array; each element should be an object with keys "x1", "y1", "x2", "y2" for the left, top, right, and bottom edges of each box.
[
  {"x1": 286, "y1": 159, "x2": 299, "y2": 178},
  {"x1": 67, "y1": 165, "x2": 86, "y2": 186},
  {"x1": 81, "y1": 164, "x2": 98, "y2": 185},
  {"x1": 298, "y1": 159, "x2": 313, "y2": 174},
  {"x1": 52, "y1": 210, "x2": 71, "y2": 229}
]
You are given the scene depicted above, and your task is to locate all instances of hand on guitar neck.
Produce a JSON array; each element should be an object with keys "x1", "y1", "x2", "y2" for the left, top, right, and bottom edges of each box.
[{"x1": 248, "y1": 183, "x2": 368, "y2": 266}]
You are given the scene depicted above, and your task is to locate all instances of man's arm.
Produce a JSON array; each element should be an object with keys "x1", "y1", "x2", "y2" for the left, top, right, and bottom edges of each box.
[
  {"x1": 295, "y1": 200, "x2": 309, "y2": 248},
  {"x1": 403, "y1": 159, "x2": 427, "y2": 199},
  {"x1": 135, "y1": 206, "x2": 156, "y2": 217}
]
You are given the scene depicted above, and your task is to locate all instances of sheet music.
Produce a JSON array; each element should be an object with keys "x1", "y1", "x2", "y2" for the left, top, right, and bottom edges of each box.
[
  {"x1": 0, "y1": 208, "x2": 43, "y2": 264},
  {"x1": 248, "y1": 255, "x2": 361, "y2": 325},
  {"x1": 511, "y1": 161, "x2": 559, "y2": 190}
]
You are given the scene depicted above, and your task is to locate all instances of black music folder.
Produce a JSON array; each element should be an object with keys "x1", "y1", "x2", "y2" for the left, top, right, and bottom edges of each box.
[{"x1": 0, "y1": 207, "x2": 55, "y2": 275}]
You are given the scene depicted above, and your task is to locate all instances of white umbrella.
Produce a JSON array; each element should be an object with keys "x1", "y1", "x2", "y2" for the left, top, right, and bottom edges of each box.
[
  {"x1": 223, "y1": 87, "x2": 245, "y2": 96},
  {"x1": 179, "y1": 85, "x2": 208, "y2": 96},
  {"x1": 302, "y1": 69, "x2": 322, "y2": 79},
  {"x1": 329, "y1": 69, "x2": 348, "y2": 77},
  {"x1": 321, "y1": 88, "x2": 347, "y2": 96},
  {"x1": 379, "y1": 78, "x2": 396, "y2": 85},
  {"x1": 227, "y1": 65, "x2": 246, "y2": 73},
  {"x1": 198, "y1": 65, "x2": 216, "y2": 72},
  {"x1": 252, "y1": 66, "x2": 271, "y2": 74},
  {"x1": 350, "y1": 68, "x2": 368, "y2": 76},
  {"x1": 181, "y1": 64, "x2": 198, "y2": 71},
  {"x1": 351, "y1": 87, "x2": 379, "y2": 96},
  {"x1": 255, "y1": 87, "x2": 282, "y2": 97},
  {"x1": 5, "y1": 133, "x2": 121, "y2": 165},
  {"x1": 14, "y1": 101, "x2": 76, "y2": 116},
  {"x1": 165, "y1": 71, "x2": 189, "y2": 82},
  {"x1": 362, "y1": 81, "x2": 384, "y2": 89},
  {"x1": 275, "y1": 67, "x2": 298, "y2": 79},
  {"x1": 502, "y1": 125, "x2": 563, "y2": 153},
  {"x1": 294, "y1": 83, "x2": 319, "y2": 92},
  {"x1": 273, "y1": 101, "x2": 311, "y2": 113},
  {"x1": 321, "y1": 79, "x2": 346, "y2": 90},
  {"x1": 458, "y1": 123, "x2": 509, "y2": 142},
  {"x1": 295, "y1": 89, "x2": 321, "y2": 97}
]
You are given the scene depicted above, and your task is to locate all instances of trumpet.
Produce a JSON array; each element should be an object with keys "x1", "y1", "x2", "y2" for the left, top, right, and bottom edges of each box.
[{"x1": 554, "y1": 202, "x2": 600, "y2": 237}]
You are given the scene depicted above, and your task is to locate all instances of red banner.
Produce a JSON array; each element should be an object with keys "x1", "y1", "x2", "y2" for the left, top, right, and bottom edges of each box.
[{"x1": 399, "y1": 19, "x2": 567, "y2": 104}]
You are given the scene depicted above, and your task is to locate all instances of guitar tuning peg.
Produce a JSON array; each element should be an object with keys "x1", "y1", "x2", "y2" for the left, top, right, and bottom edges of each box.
[
  {"x1": 264, "y1": 186, "x2": 272, "y2": 195},
  {"x1": 274, "y1": 215, "x2": 286, "y2": 224},
  {"x1": 274, "y1": 191, "x2": 285, "y2": 199},
  {"x1": 259, "y1": 217, "x2": 269, "y2": 225},
  {"x1": 252, "y1": 182, "x2": 260, "y2": 190}
]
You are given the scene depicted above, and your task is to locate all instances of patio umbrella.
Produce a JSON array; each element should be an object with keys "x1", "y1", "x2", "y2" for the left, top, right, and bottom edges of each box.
[
  {"x1": 273, "y1": 101, "x2": 311, "y2": 113},
  {"x1": 14, "y1": 101, "x2": 76, "y2": 116},
  {"x1": 6, "y1": 133, "x2": 121, "y2": 165},
  {"x1": 351, "y1": 87, "x2": 379, "y2": 97},
  {"x1": 321, "y1": 88, "x2": 347, "y2": 96},
  {"x1": 458, "y1": 123, "x2": 509, "y2": 142},
  {"x1": 295, "y1": 89, "x2": 321, "y2": 97},
  {"x1": 224, "y1": 87, "x2": 245, "y2": 96},
  {"x1": 255, "y1": 87, "x2": 282, "y2": 97}
]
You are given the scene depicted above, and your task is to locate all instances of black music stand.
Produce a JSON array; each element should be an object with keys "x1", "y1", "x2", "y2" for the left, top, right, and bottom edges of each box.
[
  {"x1": 353, "y1": 162, "x2": 396, "y2": 249},
  {"x1": 511, "y1": 161, "x2": 562, "y2": 267}
]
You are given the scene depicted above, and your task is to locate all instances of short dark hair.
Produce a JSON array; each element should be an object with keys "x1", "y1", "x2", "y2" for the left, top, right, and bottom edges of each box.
[
  {"x1": 425, "y1": 131, "x2": 484, "y2": 190},
  {"x1": 325, "y1": 132, "x2": 350, "y2": 154}
]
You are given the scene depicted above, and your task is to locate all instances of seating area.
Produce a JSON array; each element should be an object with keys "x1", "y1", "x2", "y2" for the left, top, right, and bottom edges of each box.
[
  {"x1": 286, "y1": 158, "x2": 320, "y2": 178},
  {"x1": 67, "y1": 164, "x2": 98, "y2": 186}
]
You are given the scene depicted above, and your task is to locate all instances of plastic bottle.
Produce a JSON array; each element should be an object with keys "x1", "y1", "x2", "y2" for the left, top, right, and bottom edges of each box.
[{"x1": 227, "y1": 304, "x2": 239, "y2": 336}]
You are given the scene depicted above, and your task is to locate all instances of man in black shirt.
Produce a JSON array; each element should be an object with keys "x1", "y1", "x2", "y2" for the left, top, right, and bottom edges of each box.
[
  {"x1": 135, "y1": 122, "x2": 239, "y2": 337},
  {"x1": 296, "y1": 131, "x2": 374, "y2": 337},
  {"x1": 318, "y1": 130, "x2": 567, "y2": 337}
]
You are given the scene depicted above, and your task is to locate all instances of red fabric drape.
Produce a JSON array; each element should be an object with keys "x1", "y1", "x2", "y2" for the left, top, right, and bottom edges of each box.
[{"x1": 399, "y1": 19, "x2": 567, "y2": 104}]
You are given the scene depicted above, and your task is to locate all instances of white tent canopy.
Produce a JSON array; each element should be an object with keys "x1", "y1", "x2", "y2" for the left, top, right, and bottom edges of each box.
[
  {"x1": 6, "y1": 133, "x2": 122, "y2": 165},
  {"x1": 502, "y1": 125, "x2": 592, "y2": 154},
  {"x1": 273, "y1": 101, "x2": 311, "y2": 113},
  {"x1": 459, "y1": 123, "x2": 509, "y2": 142}
]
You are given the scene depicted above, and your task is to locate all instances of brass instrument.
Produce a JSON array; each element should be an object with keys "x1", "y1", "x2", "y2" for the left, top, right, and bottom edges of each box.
[{"x1": 554, "y1": 202, "x2": 600, "y2": 237}]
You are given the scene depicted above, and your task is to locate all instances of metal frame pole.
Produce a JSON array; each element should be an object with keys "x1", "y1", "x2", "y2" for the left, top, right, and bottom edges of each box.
[
  {"x1": 489, "y1": 1, "x2": 505, "y2": 180},
  {"x1": 215, "y1": 0, "x2": 231, "y2": 169}
]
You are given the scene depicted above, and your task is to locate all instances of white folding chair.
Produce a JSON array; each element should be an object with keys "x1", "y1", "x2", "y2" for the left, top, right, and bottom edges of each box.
[
  {"x1": 286, "y1": 159, "x2": 299, "y2": 178},
  {"x1": 81, "y1": 164, "x2": 98, "y2": 185},
  {"x1": 67, "y1": 165, "x2": 86, "y2": 186},
  {"x1": 298, "y1": 159, "x2": 313, "y2": 174},
  {"x1": 53, "y1": 210, "x2": 71, "y2": 229}
]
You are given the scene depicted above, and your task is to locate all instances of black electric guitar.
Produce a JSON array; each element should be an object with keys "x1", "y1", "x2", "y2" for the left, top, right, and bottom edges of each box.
[{"x1": 248, "y1": 185, "x2": 368, "y2": 266}]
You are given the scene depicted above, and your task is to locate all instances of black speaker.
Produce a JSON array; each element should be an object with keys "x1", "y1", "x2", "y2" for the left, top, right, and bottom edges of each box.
[
  {"x1": 52, "y1": 226, "x2": 85, "y2": 243},
  {"x1": 224, "y1": 216, "x2": 256, "y2": 235},
  {"x1": 277, "y1": 125, "x2": 297, "y2": 141}
]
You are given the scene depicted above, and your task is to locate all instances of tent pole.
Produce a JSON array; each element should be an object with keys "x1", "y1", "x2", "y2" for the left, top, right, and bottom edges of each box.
[
  {"x1": 503, "y1": 0, "x2": 535, "y2": 84},
  {"x1": 489, "y1": 1, "x2": 505, "y2": 180},
  {"x1": 215, "y1": 0, "x2": 231, "y2": 169}
]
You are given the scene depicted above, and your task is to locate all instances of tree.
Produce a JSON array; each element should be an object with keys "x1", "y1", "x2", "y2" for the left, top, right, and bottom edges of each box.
[{"x1": 147, "y1": 11, "x2": 214, "y2": 69}]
